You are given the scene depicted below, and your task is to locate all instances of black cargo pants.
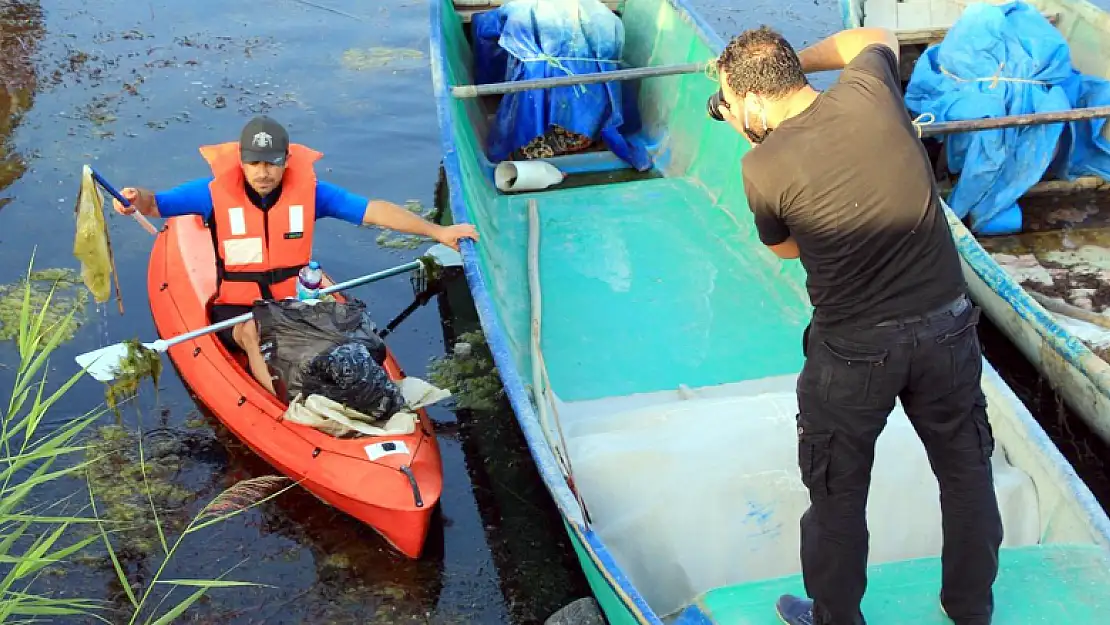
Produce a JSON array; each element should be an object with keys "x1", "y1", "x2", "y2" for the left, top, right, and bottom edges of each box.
[{"x1": 796, "y1": 294, "x2": 1004, "y2": 625}]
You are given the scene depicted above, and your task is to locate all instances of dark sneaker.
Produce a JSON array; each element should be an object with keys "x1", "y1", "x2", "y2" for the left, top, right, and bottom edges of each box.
[{"x1": 776, "y1": 595, "x2": 815, "y2": 625}]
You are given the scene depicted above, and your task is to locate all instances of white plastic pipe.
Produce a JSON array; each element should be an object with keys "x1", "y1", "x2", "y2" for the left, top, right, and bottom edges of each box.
[{"x1": 494, "y1": 160, "x2": 565, "y2": 192}]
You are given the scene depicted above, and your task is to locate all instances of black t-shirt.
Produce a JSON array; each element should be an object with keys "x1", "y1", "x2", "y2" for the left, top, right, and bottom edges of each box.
[{"x1": 741, "y1": 44, "x2": 967, "y2": 329}]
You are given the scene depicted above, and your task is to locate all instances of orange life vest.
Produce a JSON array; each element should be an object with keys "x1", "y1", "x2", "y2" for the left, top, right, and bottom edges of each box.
[{"x1": 198, "y1": 141, "x2": 323, "y2": 306}]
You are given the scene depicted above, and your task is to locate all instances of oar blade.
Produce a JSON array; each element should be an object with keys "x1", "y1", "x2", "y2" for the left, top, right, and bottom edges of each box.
[
  {"x1": 74, "y1": 343, "x2": 132, "y2": 382},
  {"x1": 425, "y1": 244, "x2": 463, "y2": 269}
]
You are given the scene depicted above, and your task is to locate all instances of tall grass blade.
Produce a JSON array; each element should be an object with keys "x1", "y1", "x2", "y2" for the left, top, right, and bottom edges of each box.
[
  {"x1": 0, "y1": 254, "x2": 124, "y2": 623},
  {"x1": 154, "y1": 579, "x2": 266, "y2": 588},
  {"x1": 145, "y1": 587, "x2": 208, "y2": 625},
  {"x1": 136, "y1": 422, "x2": 168, "y2": 556},
  {"x1": 85, "y1": 477, "x2": 139, "y2": 610},
  {"x1": 15, "y1": 252, "x2": 35, "y2": 361}
]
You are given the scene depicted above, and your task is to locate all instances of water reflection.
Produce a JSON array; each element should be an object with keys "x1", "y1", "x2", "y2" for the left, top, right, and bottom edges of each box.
[{"x1": 0, "y1": 1, "x2": 42, "y2": 210}]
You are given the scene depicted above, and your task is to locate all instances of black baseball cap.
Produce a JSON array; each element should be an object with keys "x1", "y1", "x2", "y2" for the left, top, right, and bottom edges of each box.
[{"x1": 239, "y1": 115, "x2": 289, "y2": 165}]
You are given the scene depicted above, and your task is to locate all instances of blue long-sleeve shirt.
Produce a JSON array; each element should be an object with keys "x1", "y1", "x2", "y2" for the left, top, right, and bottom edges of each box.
[{"x1": 154, "y1": 177, "x2": 369, "y2": 225}]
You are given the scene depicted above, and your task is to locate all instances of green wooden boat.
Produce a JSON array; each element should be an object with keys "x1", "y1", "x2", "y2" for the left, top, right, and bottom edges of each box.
[
  {"x1": 430, "y1": 0, "x2": 1110, "y2": 622},
  {"x1": 841, "y1": 0, "x2": 1110, "y2": 448}
]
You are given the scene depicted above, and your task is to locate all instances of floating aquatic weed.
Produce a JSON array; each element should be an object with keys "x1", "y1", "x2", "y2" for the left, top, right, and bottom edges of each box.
[
  {"x1": 427, "y1": 330, "x2": 507, "y2": 413},
  {"x1": 376, "y1": 231, "x2": 431, "y2": 250},
  {"x1": 104, "y1": 339, "x2": 162, "y2": 413},
  {"x1": 83, "y1": 424, "x2": 193, "y2": 555},
  {"x1": 340, "y1": 47, "x2": 425, "y2": 72},
  {"x1": 0, "y1": 267, "x2": 88, "y2": 343},
  {"x1": 375, "y1": 199, "x2": 435, "y2": 250}
]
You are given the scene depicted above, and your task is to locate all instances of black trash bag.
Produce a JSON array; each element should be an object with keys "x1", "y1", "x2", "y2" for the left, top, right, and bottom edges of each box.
[
  {"x1": 302, "y1": 342, "x2": 407, "y2": 420},
  {"x1": 253, "y1": 298, "x2": 388, "y2": 403}
]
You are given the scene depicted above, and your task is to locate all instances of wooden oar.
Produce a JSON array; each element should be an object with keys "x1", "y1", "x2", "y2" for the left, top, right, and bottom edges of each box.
[
  {"x1": 75, "y1": 244, "x2": 464, "y2": 383},
  {"x1": 917, "y1": 105, "x2": 1110, "y2": 137},
  {"x1": 450, "y1": 61, "x2": 707, "y2": 98}
]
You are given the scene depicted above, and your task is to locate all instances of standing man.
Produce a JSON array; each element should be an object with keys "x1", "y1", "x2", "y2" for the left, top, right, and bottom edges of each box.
[
  {"x1": 712, "y1": 26, "x2": 1003, "y2": 625},
  {"x1": 113, "y1": 115, "x2": 478, "y2": 395}
]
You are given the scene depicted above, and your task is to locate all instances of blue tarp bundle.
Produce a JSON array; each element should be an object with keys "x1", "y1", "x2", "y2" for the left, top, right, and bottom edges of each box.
[
  {"x1": 471, "y1": 0, "x2": 652, "y2": 171},
  {"x1": 904, "y1": 1, "x2": 1110, "y2": 235}
]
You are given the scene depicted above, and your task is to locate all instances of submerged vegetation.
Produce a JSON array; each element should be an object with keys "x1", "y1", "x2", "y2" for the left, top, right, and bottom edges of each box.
[
  {"x1": 375, "y1": 199, "x2": 437, "y2": 250},
  {"x1": 340, "y1": 47, "x2": 425, "y2": 72},
  {"x1": 0, "y1": 267, "x2": 88, "y2": 342},
  {"x1": 87, "y1": 472, "x2": 294, "y2": 625},
  {"x1": 0, "y1": 256, "x2": 295, "y2": 623},
  {"x1": 427, "y1": 329, "x2": 507, "y2": 413},
  {"x1": 83, "y1": 424, "x2": 193, "y2": 556}
]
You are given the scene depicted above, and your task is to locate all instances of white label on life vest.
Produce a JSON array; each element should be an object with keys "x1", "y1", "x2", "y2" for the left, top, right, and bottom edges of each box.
[
  {"x1": 227, "y1": 207, "x2": 247, "y2": 236},
  {"x1": 288, "y1": 205, "x2": 304, "y2": 234},
  {"x1": 364, "y1": 440, "x2": 409, "y2": 462},
  {"x1": 223, "y1": 237, "x2": 264, "y2": 266}
]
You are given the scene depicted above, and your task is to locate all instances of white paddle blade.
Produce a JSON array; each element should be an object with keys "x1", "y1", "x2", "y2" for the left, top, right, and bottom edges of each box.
[
  {"x1": 75, "y1": 343, "x2": 132, "y2": 382},
  {"x1": 425, "y1": 243, "x2": 463, "y2": 268},
  {"x1": 75, "y1": 341, "x2": 159, "y2": 383}
]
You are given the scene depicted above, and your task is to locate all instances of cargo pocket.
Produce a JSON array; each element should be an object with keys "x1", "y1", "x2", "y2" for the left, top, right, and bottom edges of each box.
[
  {"x1": 820, "y1": 337, "x2": 889, "y2": 405},
  {"x1": 798, "y1": 431, "x2": 833, "y2": 500},
  {"x1": 971, "y1": 396, "x2": 995, "y2": 463}
]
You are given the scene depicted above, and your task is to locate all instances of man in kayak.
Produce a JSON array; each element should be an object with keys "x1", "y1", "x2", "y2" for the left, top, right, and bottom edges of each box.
[
  {"x1": 712, "y1": 26, "x2": 1003, "y2": 625},
  {"x1": 112, "y1": 115, "x2": 478, "y2": 395}
]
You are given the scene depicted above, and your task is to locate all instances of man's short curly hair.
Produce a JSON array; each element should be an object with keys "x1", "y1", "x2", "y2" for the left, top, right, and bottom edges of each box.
[{"x1": 716, "y1": 26, "x2": 808, "y2": 100}]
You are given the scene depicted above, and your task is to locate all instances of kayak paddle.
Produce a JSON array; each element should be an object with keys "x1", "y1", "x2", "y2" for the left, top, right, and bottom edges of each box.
[{"x1": 75, "y1": 243, "x2": 464, "y2": 383}]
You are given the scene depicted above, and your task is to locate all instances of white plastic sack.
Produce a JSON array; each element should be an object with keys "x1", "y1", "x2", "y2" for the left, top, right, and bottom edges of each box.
[{"x1": 282, "y1": 376, "x2": 451, "y2": 438}]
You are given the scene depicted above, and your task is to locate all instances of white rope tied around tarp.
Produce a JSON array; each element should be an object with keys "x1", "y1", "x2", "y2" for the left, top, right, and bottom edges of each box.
[
  {"x1": 912, "y1": 112, "x2": 936, "y2": 138},
  {"x1": 517, "y1": 53, "x2": 622, "y2": 95},
  {"x1": 939, "y1": 61, "x2": 1051, "y2": 89}
]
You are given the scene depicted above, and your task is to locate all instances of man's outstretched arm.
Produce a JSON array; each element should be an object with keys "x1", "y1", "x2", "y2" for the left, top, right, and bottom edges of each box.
[
  {"x1": 111, "y1": 177, "x2": 216, "y2": 220},
  {"x1": 317, "y1": 181, "x2": 479, "y2": 250}
]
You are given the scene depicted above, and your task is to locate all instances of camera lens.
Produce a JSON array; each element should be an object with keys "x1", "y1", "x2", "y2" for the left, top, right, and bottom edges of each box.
[{"x1": 707, "y1": 89, "x2": 725, "y2": 121}]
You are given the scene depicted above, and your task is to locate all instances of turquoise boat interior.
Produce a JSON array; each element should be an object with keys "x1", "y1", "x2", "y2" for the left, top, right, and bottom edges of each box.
[{"x1": 432, "y1": 0, "x2": 1110, "y2": 622}]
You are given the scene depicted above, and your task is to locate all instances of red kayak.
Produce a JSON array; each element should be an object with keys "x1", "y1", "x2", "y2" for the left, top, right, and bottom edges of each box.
[{"x1": 147, "y1": 215, "x2": 443, "y2": 558}]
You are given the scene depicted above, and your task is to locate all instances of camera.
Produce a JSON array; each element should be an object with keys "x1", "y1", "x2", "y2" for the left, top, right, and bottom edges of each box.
[{"x1": 707, "y1": 89, "x2": 726, "y2": 121}]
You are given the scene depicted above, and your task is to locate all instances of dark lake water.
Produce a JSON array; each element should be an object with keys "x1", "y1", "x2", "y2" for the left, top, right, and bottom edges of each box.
[{"x1": 0, "y1": 0, "x2": 1108, "y2": 624}]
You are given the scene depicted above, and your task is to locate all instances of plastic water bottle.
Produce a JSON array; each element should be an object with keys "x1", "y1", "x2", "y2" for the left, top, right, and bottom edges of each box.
[{"x1": 297, "y1": 261, "x2": 323, "y2": 301}]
